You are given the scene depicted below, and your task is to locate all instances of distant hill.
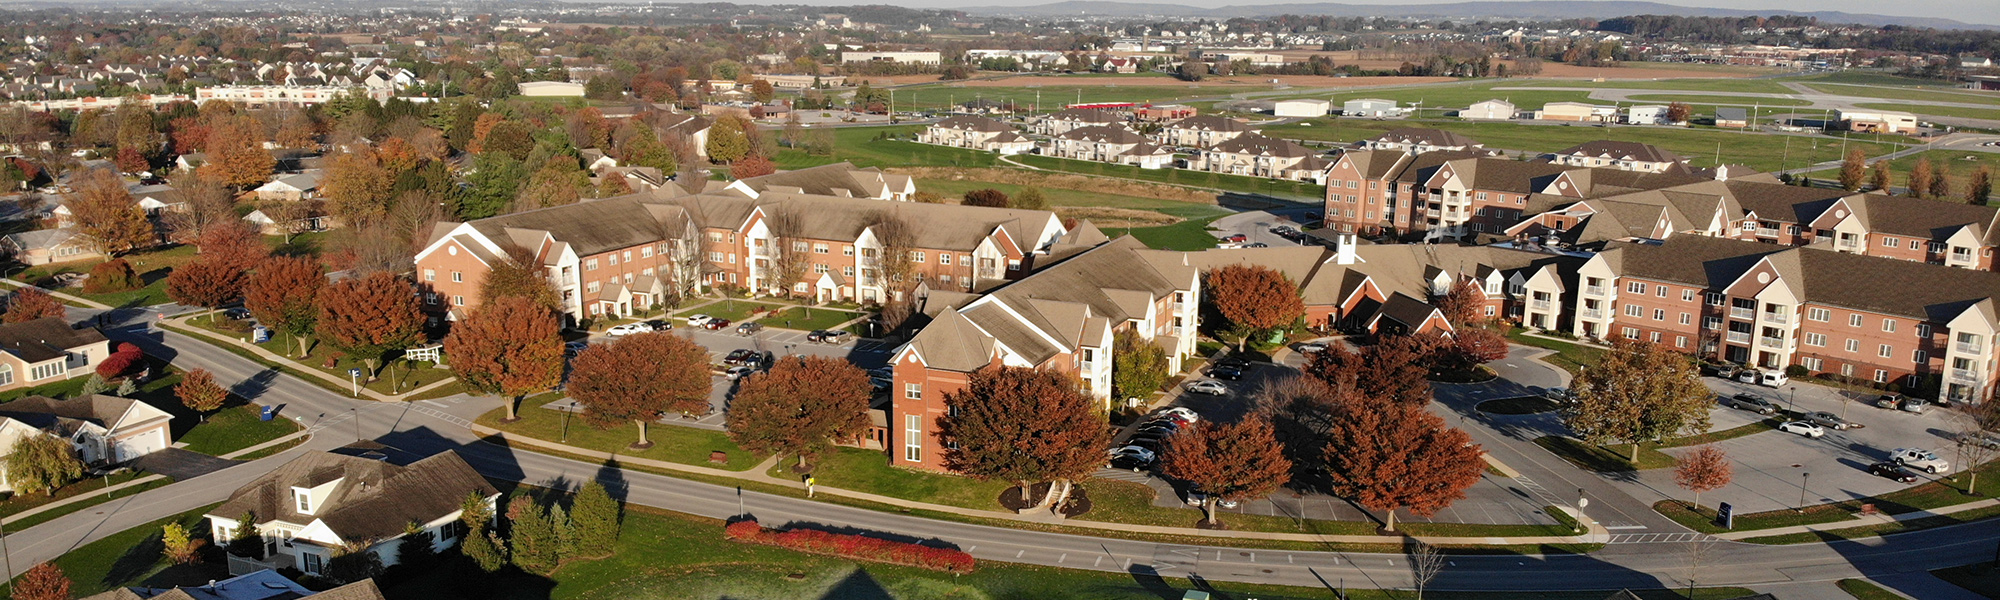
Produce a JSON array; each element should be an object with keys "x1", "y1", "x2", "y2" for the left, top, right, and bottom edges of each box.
[{"x1": 960, "y1": 1, "x2": 1997, "y2": 30}]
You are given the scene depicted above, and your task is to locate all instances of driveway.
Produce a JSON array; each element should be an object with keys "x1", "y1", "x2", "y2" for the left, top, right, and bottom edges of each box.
[
  {"x1": 1608, "y1": 377, "x2": 1968, "y2": 514},
  {"x1": 128, "y1": 448, "x2": 241, "y2": 480}
]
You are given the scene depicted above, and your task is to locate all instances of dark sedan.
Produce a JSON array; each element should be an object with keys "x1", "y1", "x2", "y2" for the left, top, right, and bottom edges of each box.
[{"x1": 1867, "y1": 462, "x2": 1919, "y2": 484}]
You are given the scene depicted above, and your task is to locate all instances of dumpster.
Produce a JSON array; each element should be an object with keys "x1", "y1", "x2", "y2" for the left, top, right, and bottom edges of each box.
[{"x1": 251, "y1": 325, "x2": 271, "y2": 344}]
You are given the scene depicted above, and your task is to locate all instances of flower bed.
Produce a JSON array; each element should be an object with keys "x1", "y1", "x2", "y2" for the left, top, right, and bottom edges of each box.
[{"x1": 723, "y1": 519, "x2": 975, "y2": 573}]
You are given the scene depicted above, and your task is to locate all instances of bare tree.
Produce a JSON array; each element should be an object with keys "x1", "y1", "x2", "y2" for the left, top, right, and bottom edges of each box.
[
  {"x1": 1677, "y1": 537, "x2": 1722, "y2": 598},
  {"x1": 165, "y1": 172, "x2": 236, "y2": 243},
  {"x1": 1955, "y1": 402, "x2": 2000, "y2": 494},
  {"x1": 1406, "y1": 539, "x2": 1446, "y2": 600},
  {"x1": 760, "y1": 206, "x2": 810, "y2": 298},
  {"x1": 861, "y1": 208, "x2": 917, "y2": 302}
]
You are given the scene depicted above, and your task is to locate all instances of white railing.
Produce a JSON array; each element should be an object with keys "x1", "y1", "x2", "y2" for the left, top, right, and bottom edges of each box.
[
  {"x1": 1838, "y1": 238, "x2": 1860, "y2": 249},
  {"x1": 1531, "y1": 300, "x2": 1553, "y2": 311},
  {"x1": 1730, "y1": 307, "x2": 1755, "y2": 320},
  {"x1": 1585, "y1": 285, "x2": 1606, "y2": 297},
  {"x1": 1958, "y1": 342, "x2": 1983, "y2": 356},
  {"x1": 1726, "y1": 331, "x2": 1752, "y2": 344},
  {"x1": 1953, "y1": 368, "x2": 1982, "y2": 384},
  {"x1": 1763, "y1": 312, "x2": 1789, "y2": 324},
  {"x1": 1581, "y1": 308, "x2": 1604, "y2": 319},
  {"x1": 1758, "y1": 336, "x2": 1785, "y2": 349}
]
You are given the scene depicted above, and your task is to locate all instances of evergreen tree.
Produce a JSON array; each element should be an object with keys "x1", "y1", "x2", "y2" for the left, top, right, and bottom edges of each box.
[
  {"x1": 508, "y1": 500, "x2": 559, "y2": 575},
  {"x1": 227, "y1": 512, "x2": 264, "y2": 559},
  {"x1": 570, "y1": 480, "x2": 621, "y2": 558},
  {"x1": 397, "y1": 521, "x2": 438, "y2": 568}
]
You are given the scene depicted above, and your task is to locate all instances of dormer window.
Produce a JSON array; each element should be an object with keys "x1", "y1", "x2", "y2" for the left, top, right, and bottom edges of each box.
[{"x1": 294, "y1": 488, "x2": 312, "y2": 514}]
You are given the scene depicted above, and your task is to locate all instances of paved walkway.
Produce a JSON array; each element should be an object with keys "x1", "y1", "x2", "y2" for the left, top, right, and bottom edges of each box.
[
  {"x1": 1712, "y1": 497, "x2": 2000, "y2": 541},
  {"x1": 162, "y1": 314, "x2": 460, "y2": 402}
]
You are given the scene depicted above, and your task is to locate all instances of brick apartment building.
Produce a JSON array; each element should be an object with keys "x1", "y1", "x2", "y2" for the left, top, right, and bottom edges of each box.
[{"x1": 414, "y1": 165, "x2": 1067, "y2": 326}]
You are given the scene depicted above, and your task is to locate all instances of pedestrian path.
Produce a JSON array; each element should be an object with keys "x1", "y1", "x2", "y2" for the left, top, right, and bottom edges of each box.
[
  {"x1": 1711, "y1": 497, "x2": 2000, "y2": 540},
  {"x1": 161, "y1": 314, "x2": 460, "y2": 402}
]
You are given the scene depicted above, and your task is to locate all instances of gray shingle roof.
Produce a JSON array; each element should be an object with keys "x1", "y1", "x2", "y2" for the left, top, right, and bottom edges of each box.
[
  {"x1": 0, "y1": 317, "x2": 106, "y2": 363},
  {"x1": 212, "y1": 450, "x2": 497, "y2": 543}
]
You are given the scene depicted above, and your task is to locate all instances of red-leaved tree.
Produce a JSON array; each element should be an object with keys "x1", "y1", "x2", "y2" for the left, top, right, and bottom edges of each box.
[
  {"x1": 4, "y1": 287, "x2": 67, "y2": 324},
  {"x1": 937, "y1": 366, "x2": 1109, "y2": 512},
  {"x1": 569, "y1": 332, "x2": 712, "y2": 448},
  {"x1": 443, "y1": 296, "x2": 564, "y2": 421},
  {"x1": 315, "y1": 271, "x2": 423, "y2": 377},
  {"x1": 1432, "y1": 279, "x2": 1485, "y2": 327},
  {"x1": 731, "y1": 153, "x2": 776, "y2": 179},
  {"x1": 176, "y1": 367, "x2": 229, "y2": 418},
  {"x1": 1305, "y1": 334, "x2": 1435, "y2": 405},
  {"x1": 165, "y1": 259, "x2": 245, "y2": 319},
  {"x1": 194, "y1": 220, "x2": 269, "y2": 277},
  {"x1": 1205, "y1": 265, "x2": 1303, "y2": 350},
  {"x1": 1673, "y1": 445, "x2": 1733, "y2": 509},
  {"x1": 245, "y1": 255, "x2": 325, "y2": 358},
  {"x1": 725, "y1": 355, "x2": 872, "y2": 467},
  {"x1": 1321, "y1": 387, "x2": 1485, "y2": 532},
  {"x1": 1160, "y1": 417, "x2": 1292, "y2": 526},
  {"x1": 13, "y1": 562, "x2": 71, "y2": 600}
]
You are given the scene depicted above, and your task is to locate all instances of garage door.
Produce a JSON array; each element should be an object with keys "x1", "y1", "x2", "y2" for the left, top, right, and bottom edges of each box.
[{"x1": 113, "y1": 428, "x2": 166, "y2": 463}]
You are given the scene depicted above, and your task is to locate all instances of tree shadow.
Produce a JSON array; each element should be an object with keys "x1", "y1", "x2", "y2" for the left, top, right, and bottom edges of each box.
[
  {"x1": 818, "y1": 568, "x2": 894, "y2": 600},
  {"x1": 102, "y1": 526, "x2": 168, "y2": 587}
]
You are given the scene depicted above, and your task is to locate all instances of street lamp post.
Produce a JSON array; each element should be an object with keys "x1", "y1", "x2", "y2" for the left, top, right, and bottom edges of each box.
[
  {"x1": 1575, "y1": 488, "x2": 1589, "y2": 534},
  {"x1": 561, "y1": 401, "x2": 578, "y2": 442},
  {"x1": 1788, "y1": 386, "x2": 1797, "y2": 414},
  {"x1": 1797, "y1": 472, "x2": 1812, "y2": 512}
]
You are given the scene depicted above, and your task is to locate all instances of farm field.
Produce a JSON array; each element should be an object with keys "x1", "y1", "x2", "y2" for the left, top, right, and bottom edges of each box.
[
  {"x1": 1259, "y1": 118, "x2": 1908, "y2": 174},
  {"x1": 1507, "y1": 78, "x2": 1799, "y2": 94}
]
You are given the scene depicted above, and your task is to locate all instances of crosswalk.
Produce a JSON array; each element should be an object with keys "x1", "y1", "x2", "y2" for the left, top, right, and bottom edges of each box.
[{"x1": 1606, "y1": 532, "x2": 1711, "y2": 544}]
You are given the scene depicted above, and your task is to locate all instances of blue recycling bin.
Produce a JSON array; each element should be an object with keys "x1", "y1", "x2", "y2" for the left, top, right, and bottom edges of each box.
[{"x1": 260, "y1": 405, "x2": 278, "y2": 421}]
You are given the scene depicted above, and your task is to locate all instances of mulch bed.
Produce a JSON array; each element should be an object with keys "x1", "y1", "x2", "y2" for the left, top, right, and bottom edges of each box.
[{"x1": 998, "y1": 483, "x2": 1094, "y2": 517}]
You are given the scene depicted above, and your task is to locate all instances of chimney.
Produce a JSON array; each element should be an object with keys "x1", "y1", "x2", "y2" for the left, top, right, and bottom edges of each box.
[{"x1": 1335, "y1": 234, "x2": 1358, "y2": 265}]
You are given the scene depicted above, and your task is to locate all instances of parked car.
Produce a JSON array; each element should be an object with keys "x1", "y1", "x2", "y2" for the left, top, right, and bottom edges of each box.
[
  {"x1": 1961, "y1": 431, "x2": 2000, "y2": 450},
  {"x1": 722, "y1": 349, "x2": 760, "y2": 366},
  {"x1": 1542, "y1": 387, "x2": 1575, "y2": 404},
  {"x1": 685, "y1": 314, "x2": 714, "y2": 327},
  {"x1": 644, "y1": 319, "x2": 673, "y2": 331},
  {"x1": 1108, "y1": 446, "x2": 1156, "y2": 470},
  {"x1": 807, "y1": 329, "x2": 855, "y2": 344},
  {"x1": 1872, "y1": 394, "x2": 1904, "y2": 410},
  {"x1": 1295, "y1": 341, "x2": 1328, "y2": 354},
  {"x1": 1777, "y1": 421, "x2": 1825, "y2": 438},
  {"x1": 1223, "y1": 234, "x2": 1248, "y2": 243},
  {"x1": 702, "y1": 318, "x2": 732, "y2": 330},
  {"x1": 725, "y1": 366, "x2": 757, "y2": 380},
  {"x1": 1208, "y1": 365, "x2": 1244, "y2": 381},
  {"x1": 1214, "y1": 356, "x2": 1251, "y2": 369},
  {"x1": 1806, "y1": 411, "x2": 1857, "y2": 430},
  {"x1": 736, "y1": 322, "x2": 764, "y2": 336},
  {"x1": 605, "y1": 323, "x2": 652, "y2": 337},
  {"x1": 1134, "y1": 423, "x2": 1180, "y2": 438},
  {"x1": 1184, "y1": 380, "x2": 1228, "y2": 395},
  {"x1": 1124, "y1": 437, "x2": 1165, "y2": 455},
  {"x1": 1701, "y1": 361, "x2": 1743, "y2": 378},
  {"x1": 867, "y1": 366, "x2": 895, "y2": 380},
  {"x1": 1867, "y1": 462, "x2": 1920, "y2": 483},
  {"x1": 1153, "y1": 407, "x2": 1201, "y2": 425},
  {"x1": 1898, "y1": 398, "x2": 1929, "y2": 414},
  {"x1": 1736, "y1": 369, "x2": 1789, "y2": 387},
  {"x1": 564, "y1": 340, "x2": 589, "y2": 357},
  {"x1": 222, "y1": 307, "x2": 253, "y2": 320},
  {"x1": 1721, "y1": 393, "x2": 1779, "y2": 415},
  {"x1": 1889, "y1": 448, "x2": 1951, "y2": 473},
  {"x1": 1183, "y1": 488, "x2": 1240, "y2": 509}
]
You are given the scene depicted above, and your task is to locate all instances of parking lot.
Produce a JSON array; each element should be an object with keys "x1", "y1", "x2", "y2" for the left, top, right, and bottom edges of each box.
[
  {"x1": 563, "y1": 322, "x2": 897, "y2": 431},
  {"x1": 1613, "y1": 376, "x2": 1971, "y2": 514}
]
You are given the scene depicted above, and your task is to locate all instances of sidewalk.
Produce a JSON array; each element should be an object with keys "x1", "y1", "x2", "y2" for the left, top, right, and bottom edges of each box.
[
  {"x1": 0, "y1": 278, "x2": 112, "y2": 310},
  {"x1": 0, "y1": 429, "x2": 311, "y2": 527},
  {"x1": 473, "y1": 424, "x2": 1610, "y2": 547},
  {"x1": 1712, "y1": 497, "x2": 2000, "y2": 540},
  {"x1": 163, "y1": 314, "x2": 459, "y2": 402}
]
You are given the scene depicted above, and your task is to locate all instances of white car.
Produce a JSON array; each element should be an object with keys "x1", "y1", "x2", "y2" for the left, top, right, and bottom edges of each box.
[
  {"x1": 684, "y1": 314, "x2": 714, "y2": 327},
  {"x1": 1737, "y1": 369, "x2": 1789, "y2": 387},
  {"x1": 1156, "y1": 407, "x2": 1201, "y2": 424},
  {"x1": 1296, "y1": 341, "x2": 1328, "y2": 354},
  {"x1": 724, "y1": 366, "x2": 757, "y2": 380},
  {"x1": 1777, "y1": 421, "x2": 1825, "y2": 438},
  {"x1": 605, "y1": 323, "x2": 652, "y2": 336},
  {"x1": 1184, "y1": 380, "x2": 1228, "y2": 396},
  {"x1": 1889, "y1": 448, "x2": 1951, "y2": 473}
]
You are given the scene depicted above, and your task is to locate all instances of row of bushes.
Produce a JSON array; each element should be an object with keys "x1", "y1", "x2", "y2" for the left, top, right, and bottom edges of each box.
[
  {"x1": 723, "y1": 519, "x2": 975, "y2": 573},
  {"x1": 96, "y1": 342, "x2": 144, "y2": 378}
]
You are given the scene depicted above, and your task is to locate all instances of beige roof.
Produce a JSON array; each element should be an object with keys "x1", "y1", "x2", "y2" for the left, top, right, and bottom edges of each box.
[{"x1": 211, "y1": 450, "x2": 497, "y2": 543}]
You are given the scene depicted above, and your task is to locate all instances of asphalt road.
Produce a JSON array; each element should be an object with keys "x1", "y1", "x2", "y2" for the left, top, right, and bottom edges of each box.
[{"x1": 6, "y1": 308, "x2": 1999, "y2": 598}]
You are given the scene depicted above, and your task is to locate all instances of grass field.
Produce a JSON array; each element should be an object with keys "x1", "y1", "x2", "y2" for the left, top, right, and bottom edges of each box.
[
  {"x1": 3, "y1": 505, "x2": 226, "y2": 599},
  {"x1": 190, "y1": 318, "x2": 458, "y2": 396},
  {"x1": 1507, "y1": 78, "x2": 1800, "y2": 94},
  {"x1": 1260, "y1": 118, "x2": 1908, "y2": 174},
  {"x1": 678, "y1": 299, "x2": 786, "y2": 324},
  {"x1": 771, "y1": 125, "x2": 998, "y2": 171},
  {"x1": 477, "y1": 405, "x2": 763, "y2": 471},
  {"x1": 1101, "y1": 204, "x2": 1234, "y2": 251},
  {"x1": 764, "y1": 306, "x2": 861, "y2": 331},
  {"x1": 914, "y1": 178, "x2": 1213, "y2": 212},
  {"x1": 1835, "y1": 578, "x2": 1904, "y2": 600},
  {"x1": 1012, "y1": 154, "x2": 1327, "y2": 199},
  {"x1": 1804, "y1": 83, "x2": 2000, "y2": 106},
  {"x1": 1800, "y1": 72, "x2": 1963, "y2": 87},
  {"x1": 1625, "y1": 94, "x2": 1812, "y2": 107},
  {"x1": 1805, "y1": 149, "x2": 2000, "y2": 201},
  {"x1": 1854, "y1": 102, "x2": 2000, "y2": 122},
  {"x1": 14, "y1": 244, "x2": 201, "y2": 308}
]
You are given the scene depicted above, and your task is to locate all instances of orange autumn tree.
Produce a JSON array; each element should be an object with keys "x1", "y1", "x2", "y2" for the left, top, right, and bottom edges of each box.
[
  {"x1": 176, "y1": 368, "x2": 229, "y2": 419},
  {"x1": 1204, "y1": 264, "x2": 1303, "y2": 350},
  {"x1": 4, "y1": 287, "x2": 68, "y2": 324},
  {"x1": 937, "y1": 366, "x2": 1108, "y2": 512},
  {"x1": 245, "y1": 255, "x2": 325, "y2": 357},
  {"x1": 1321, "y1": 385, "x2": 1484, "y2": 532},
  {"x1": 1673, "y1": 445, "x2": 1733, "y2": 509},
  {"x1": 443, "y1": 296, "x2": 564, "y2": 421},
  {"x1": 726, "y1": 355, "x2": 873, "y2": 467},
  {"x1": 568, "y1": 333, "x2": 712, "y2": 448},
  {"x1": 1160, "y1": 417, "x2": 1291, "y2": 527},
  {"x1": 316, "y1": 271, "x2": 423, "y2": 377}
]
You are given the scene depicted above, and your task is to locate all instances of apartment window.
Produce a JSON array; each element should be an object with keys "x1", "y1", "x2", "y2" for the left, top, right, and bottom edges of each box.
[
  {"x1": 904, "y1": 382, "x2": 922, "y2": 400},
  {"x1": 1008, "y1": 260, "x2": 1021, "y2": 271},
  {"x1": 1676, "y1": 336, "x2": 1688, "y2": 348},
  {"x1": 1705, "y1": 292, "x2": 1723, "y2": 306},
  {"x1": 814, "y1": 264, "x2": 830, "y2": 274},
  {"x1": 843, "y1": 266, "x2": 855, "y2": 277},
  {"x1": 1910, "y1": 240, "x2": 1922, "y2": 250},
  {"x1": 1850, "y1": 314, "x2": 1863, "y2": 327},
  {"x1": 28, "y1": 362, "x2": 62, "y2": 381},
  {"x1": 1917, "y1": 324, "x2": 1932, "y2": 338},
  {"x1": 708, "y1": 232, "x2": 724, "y2": 243},
  {"x1": 1883, "y1": 319, "x2": 1897, "y2": 333},
  {"x1": 1682, "y1": 290, "x2": 1696, "y2": 302},
  {"x1": 452, "y1": 295, "x2": 463, "y2": 306},
  {"x1": 1874, "y1": 369, "x2": 1888, "y2": 383},
  {"x1": 641, "y1": 247, "x2": 653, "y2": 258},
  {"x1": 1914, "y1": 350, "x2": 1928, "y2": 363},
  {"x1": 791, "y1": 241, "x2": 809, "y2": 253},
  {"x1": 623, "y1": 251, "x2": 632, "y2": 262},
  {"x1": 707, "y1": 251, "x2": 723, "y2": 262},
  {"x1": 728, "y1": 253, "x2": 736, "y2": 264},
  {"x1": 960, "y1": 255, "x2": 970, "y2": 265},
  {"x1": 813, "y1": 243, "x2": 829, "y2": 254},
  {"x1": 586, "y1": 282, "x2": 599, "y2": 293},
  {"x1": 1930, "y1": 242, "x2": 1948, "y2": 253},
  {"x1": 900, "y1": 414, "x2": 920, "y2": 462},
  {"x1": 939, "y1": 254, "x2": 952, "y2": 265},
  {"x1": 1627, "y1": 282, "x2": 1646, "y2": 294},
  {"x1": 450, "y1": 271, "x2": 462, "y2": 283},
  {"x1": 843, "y1": 245, "x2": 855, "y2": 256},
  {"x1": 586, "y1": 259, "x2": 599, "y2": 271},
  {"x1": 1703, "y1": 316, "x2": 1722, "y2": 330},
  {"x1": 1801, "y1": 357, "x2": 1822, "y2": 371},
  {"x1": 1842, "y1": 364, "x2": 1855, "y2": 377},
  {"x1": 1656, "y1": 286, "x2": 1668, "y2": 298},
  {"x1": 1879, "y1": 344, "x2": 1894, "y2": 358},
  {"x1": 1883, "y1": 237, "x2": 1899, "y2": 247},
  {"x1": 303, "y1": 552, "x2": 325, "y2": 575},
  {"x1": 1621, "y1": 327, "x2": 1640, "y2": 340},
  {"x1": 1476, "y1": 192, "x2": 1488, "y2": 201},
  {"x1": 1485, "y1": 306, "x2": 1496, "y2": 317},
  {"x1": 1653, "y1": 309, "x2": 1665, "y2": 321},
  {"x1": 1807, "y1": 308, "x2": 1830, "y2": 322},
  {"x1": 1650, "y1": 331, "x2": 1662, "y2": 343},
  {"x1": 1679, "y1": 313, "x2": 1692, "y2": 325},
  {"x1": 941, "y1": 274, "x2": 954, "y2": 285},
  {"x1": 1625, "y1": 304, "x2": 1643, "y2": 317},
  {"x1": 1846, "y1": 339, "x2": 1860, "y2": 352},
  {"x1": 1805, "y1": 333, "x2": 1826, "y2": 347},
  {"x1": 911, "y1": 252, "x2": 925, "y2": 263},
  {"x1": 423, "y1": 269, "x2": 435, "y2": 281},
  {"x1": 608, "y1": 254, "x2": 618, "y2": 266}
]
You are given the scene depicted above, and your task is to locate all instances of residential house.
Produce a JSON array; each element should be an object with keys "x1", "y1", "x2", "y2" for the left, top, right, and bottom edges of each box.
[
  {"x1": 1097, "y1": 57, "x2": 1140, "y2": 73},
  {"x1": 918, "y1": 116, "x2": 1034, "y2": 155},
  {"x1": 1715, "y1": 107, "x2": 1750, "y2": 128},
  {"x1": 207, "y1": 450, "x2": 500, "y2": 577},
  {"x1": 1031, "y1": 108, "x2": 1122, "y2": 136},
  {"x1": 730, "y1": 162, "x2": 916, "y2": 202},
  {"x1": 654, "y1": 113, "x2": 713, "y2": 159},
  {"x1": 1462, "y1": 99, "x2": 1516, "y2": 121},
  {"x1": 0, "y1": 318, "x2": 110, "y2": 394},
  {"x1": 1359, "y1": 128, "x2": 1482, "y2": 154},
  {"x1": 0, "y1": 393, "x2": 173, "y2": 466},
  {"x1": 1, "y1": 229, "x2": 104, "y2": 265},
  {"x1": 1153, "y1": 115, "x2": 1254, "y2": 148},
  {"x1": 1187, "y1": 134, "x2": 1328, "y2": 183},
  {"x1": 79, "y1": 569, "x2": 386, "y2": 600},
  {"x1": 1044, "y1": 126, "x2": 1174, "y2": 169},
  {"x1": 1547, "y1": 141, "x2": 1688, "y2": 173},
  {"x1": 254, "y1": 172, "x2": 322, "y2": 202}
]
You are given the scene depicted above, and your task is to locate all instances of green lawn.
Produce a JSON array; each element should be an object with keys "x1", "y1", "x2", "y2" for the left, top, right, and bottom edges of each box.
[
  {"x1": 1804, "y1": 83, "x2": 2000, "y2": 106},
  {"x1": 375, "y1": 498, "x2": 1752, "y2": 600},
  {"x1": 4, "y1": 504, "x2": 224, "y2": 599},
  {"x1": 1854, "y1": 102, "x2": 2000, "y2": 122},
  {"x1": 1503, "y1": 329, "x2": 1604, "y2": 375},
  {"x1": 1836, "y1": 579, "x2": 1904, "y2": 600},
  {"x1": 1801, "y1": 72, "x2": 1962, "y2": 87},
  {"x1": 1805, "y1": 149, "x2": 2000, "y2": 201},
  {"x1": 185, "y1": 318, "x2": 455, "y2": 396},
  {"x1": 14, "y1": 244, "x2": 201, "y2": 308},
  {"x1": 771, "y1": 125, "x2": 1000, "y2": 171},
  {"x1": 0, "y1": 471, "x2": 157, "y2": 522},
  {"x1": 770, "y1": 446, "x2": 1016, "y2": 511},
  {"x1": 1101, "y1": 204, "x2": 1231, "y2": 251},
  {"x1": 1507, "y1": 78, "x2": 1800, "y2": 94},
  {"x1": 475, "y1": 404, "x2": 764, "y2": 471},
  {"x1": 1012, "y1": 154, "x2": 1328, "y2": 200},
  {"x1": 677, "y1": 299, "x2": 786, "y2": 323},
  {"x1": 764, "y1": 306, "x2": 861, "y2": 332},
  {"x1": 1259, "y1": 117, "x2": 1909, "y2": 174},
  {"x1": 1740, "y1": 503, "x2": 2000, "y2": 545},
  {"x1": 1535, "y1": 436, "x2": 1677, "y2": 472},
  {"x1": 1624, "y1": 94, "x2": 1811, "y2": 107},
  {"x1": 0, "y1": 362, "x2": 300, "y2": 457}
]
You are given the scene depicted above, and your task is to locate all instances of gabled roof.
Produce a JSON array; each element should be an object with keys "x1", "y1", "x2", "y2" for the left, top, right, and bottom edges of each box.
[
  {"x1": 930, "y1": 115, "x2": 1014, "y2": 133},
  {"x1": 1366, "y1": 127, "x2": 1481, "y2": 149},
  {"x1": 212, "y1": 450, "x2": 497, "y2": 543},
  {"x1": 0, "y1": 317, "x2": 107, "y2": 363},
  {"x1": 0, "y1": 394, "x2": 166, "y2": 438},
  {"x1": 1209, "y1": 134, "x2": 1319, "y2": 158},
  {"x1": 1553, "y1": 141, "x2": 1684, "y2": 165},
  {"x1": 1055, "y1": 125, "x2": 1146, "y2": 144},
  {"x1": 1165, "y1": 115, "x2": 1252, "y2": 133}
]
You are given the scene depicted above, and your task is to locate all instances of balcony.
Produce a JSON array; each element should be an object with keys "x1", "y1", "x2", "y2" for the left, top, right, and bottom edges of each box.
[
  {"x1": 1726, "y1": 331, "x2": 1752, "y2": 344},
  {"x1": 1581, "y1": 308, "x2": 1604, "y2": 320},
  {"x1": 1953, "y1": 368, "x2": 1982, "y2": 384},
  {"x1": 1837, "y1": 238, "x2": 1861, "y2": 249},
  {"x1": 1762, "y1": 312, "x2": 1789, "y2": 324},
  {"x1": 1585, "y1": 285, "x2": 1607, "y2": 297},
  {"x1": 1756, "y1": 228, "x2": 1780, "y2": 238},
  {"x1": 1950, "y1": 252, "x2": 1976, "y2": 265},
  {"x1": 1729, "y1": 307, "x2": 1755, "y2": 320},
  {"x1": 1758, "y1": 336, "x2": 1786, "y2": 349},
  {"x1": 1531, "y1": 299, "x2": 1553, "y2": 311},
  {"x1": 1958, "y1": 342, "x2": 1984, "y2": 356}
]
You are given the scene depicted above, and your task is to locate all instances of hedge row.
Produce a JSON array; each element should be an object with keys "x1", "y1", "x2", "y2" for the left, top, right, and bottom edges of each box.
[
  {"x1": 723, "y1": 519, "x2": 975, "y2": 573},
  {"x1": 96, "y1": 343, "x2": 144, "y2": 378}
]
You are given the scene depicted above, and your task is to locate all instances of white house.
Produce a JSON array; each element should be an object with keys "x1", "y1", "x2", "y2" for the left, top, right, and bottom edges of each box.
[
  {"x1": 1272, "y1": 99, "x2": 1330, "y2": 118},
  {"x1": 1462, "y1": 99, "x2": 1516, "y2": 121},
  {"x1": 254, "y1": 172, "x2": 322, "y2": 202},
  {"x1": 0, "y1": 394, "x2": 173, "y2": 467},
  {"x1": 517, "y1": 81, "x2": 586, "y2": 97},
  {"x1": 208, "y1": 450, "x2": 500, "y2": 577},
  {"x1": 1343, "y1": 98, "x2": 1403, "y2": 118}
]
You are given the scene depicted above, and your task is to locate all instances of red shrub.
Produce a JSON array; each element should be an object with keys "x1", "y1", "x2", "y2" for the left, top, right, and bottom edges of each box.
[
  {"x1": 722, "y1": 519, "x2": 975, "y2": 573},
  {"x1": 95, "y1": 344, "x2": 144, "y2": 378}
]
